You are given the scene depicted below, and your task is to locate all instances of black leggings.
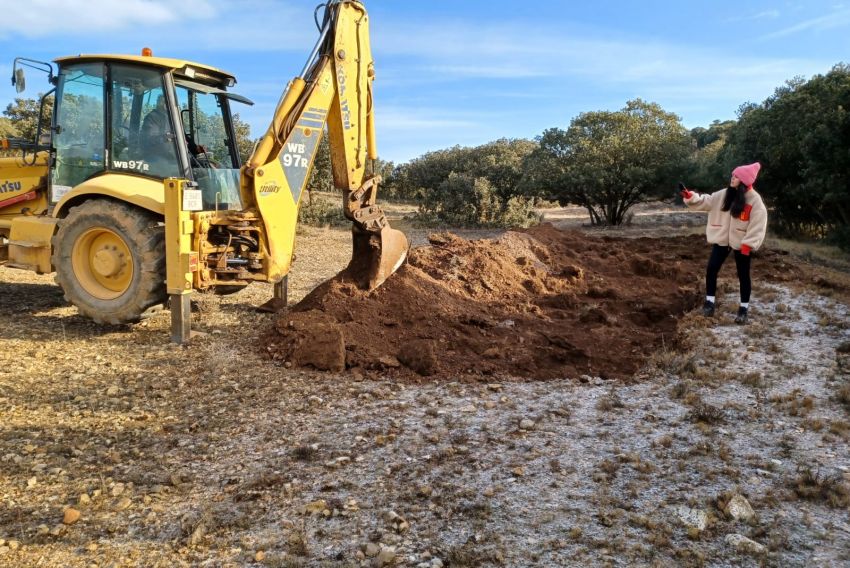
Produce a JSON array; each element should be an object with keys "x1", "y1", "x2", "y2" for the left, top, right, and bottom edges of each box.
[{"x1": 706, "y1": 244, "x2": 751, "y2": 303}]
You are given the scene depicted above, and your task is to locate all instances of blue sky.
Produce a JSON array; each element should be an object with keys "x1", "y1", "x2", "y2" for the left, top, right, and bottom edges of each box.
[{"x1": 0, "y1": 0, "x2": 847, "y2": 163}]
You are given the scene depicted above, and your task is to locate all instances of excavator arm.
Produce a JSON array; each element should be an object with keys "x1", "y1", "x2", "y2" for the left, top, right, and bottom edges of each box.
[{"x1": 240, "y1": 0, "x2": 408, "y2": 290}]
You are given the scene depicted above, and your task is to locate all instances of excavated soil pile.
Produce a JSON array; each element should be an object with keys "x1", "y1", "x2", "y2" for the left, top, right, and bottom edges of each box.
[{"x1": 264, "y1": 224, "x2": 739, "y2": 380}]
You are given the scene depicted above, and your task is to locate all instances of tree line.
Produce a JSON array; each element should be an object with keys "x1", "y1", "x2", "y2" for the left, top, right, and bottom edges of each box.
[
  {"x1": 5, "y1": 63, "x2": 848, "y2": 246},
  {"x1": 373, "y1": 63, "x2": 847, "y2": 245}
]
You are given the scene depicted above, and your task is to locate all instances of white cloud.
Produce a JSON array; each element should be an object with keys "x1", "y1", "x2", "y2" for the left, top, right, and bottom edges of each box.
[
  {"x1": 0, "y1": 0, "x2": 315, "y2": 52},
  {"x1": 0, "y1": 0, "x2": 218, "y2": 37},
  {"x1": 725, "y1": 9, "x2": 781, "y2": 23},
  {"x1": 759, "y1": 8, "x2": 850, "y2": 39},
  {"x1": 378, "y1": 107, "x2": 478, "y2": 132},
  {"x1": 425, "y1": 64, "x2": 552, "y2": 79},
  {"x1": 373, "y1": 17, "x2": 830, "y2": 109}
]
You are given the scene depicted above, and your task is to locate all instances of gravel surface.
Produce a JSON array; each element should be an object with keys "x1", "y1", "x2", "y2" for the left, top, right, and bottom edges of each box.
[{"x1": 1, "y1": 210, "x2": 849, "y2": 567}]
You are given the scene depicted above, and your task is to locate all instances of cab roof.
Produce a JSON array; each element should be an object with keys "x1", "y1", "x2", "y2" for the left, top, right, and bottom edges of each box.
[{"x1": 53, "y1": 54, "x2": 236, "y2": 87}]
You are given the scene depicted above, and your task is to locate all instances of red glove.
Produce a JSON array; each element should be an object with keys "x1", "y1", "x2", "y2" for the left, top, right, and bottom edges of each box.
[
  {"x1": 740, "y1": 244, "x2": 751, "y2": 256},
  {"x1": 678, "y1": 182, "x2": 693, "y2": 200}
]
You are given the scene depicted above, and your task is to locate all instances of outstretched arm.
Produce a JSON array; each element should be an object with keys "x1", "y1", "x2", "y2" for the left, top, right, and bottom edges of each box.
[{"x1": 681, "y1": 184, "x2": 717, "y2": 212}]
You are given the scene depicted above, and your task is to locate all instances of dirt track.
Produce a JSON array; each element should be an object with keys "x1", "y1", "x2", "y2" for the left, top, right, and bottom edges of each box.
[{"x1": 1, "y1": 209, "x2": 850, "y2": 567}]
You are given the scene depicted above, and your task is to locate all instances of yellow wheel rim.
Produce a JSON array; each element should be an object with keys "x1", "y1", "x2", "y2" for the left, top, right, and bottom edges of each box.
[{"x1": 71, "y1": 227, "x2": 134, "y2": 300}]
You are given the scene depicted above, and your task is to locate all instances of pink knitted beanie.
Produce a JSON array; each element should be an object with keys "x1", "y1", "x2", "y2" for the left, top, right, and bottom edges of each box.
[{"x1": 732, "y1": 162, "x2": 761, "y2": 187}]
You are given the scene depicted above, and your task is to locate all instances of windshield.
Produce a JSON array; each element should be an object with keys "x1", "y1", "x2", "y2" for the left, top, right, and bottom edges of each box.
[
  {"x1": 110, "y1": 64, "x2": 181, "y2": 180},
  {"x1": 176, "y1": 84, "x2": 241, "y2": 210}
]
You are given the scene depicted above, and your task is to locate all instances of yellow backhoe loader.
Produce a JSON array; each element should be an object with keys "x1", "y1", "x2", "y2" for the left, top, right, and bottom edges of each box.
[{"x1": 0, "y1": 0, "x2": 407, "y2": 332}]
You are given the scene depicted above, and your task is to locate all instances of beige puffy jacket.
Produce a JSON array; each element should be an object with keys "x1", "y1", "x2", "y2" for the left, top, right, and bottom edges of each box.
[{"x1": 684, "y1": 188, "x2": 768, "y2": 253}]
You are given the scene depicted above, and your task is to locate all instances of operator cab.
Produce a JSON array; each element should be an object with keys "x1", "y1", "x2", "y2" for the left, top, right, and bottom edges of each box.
[{"x1": 50, "y1": 50, "x2": 252, "y2": 210}]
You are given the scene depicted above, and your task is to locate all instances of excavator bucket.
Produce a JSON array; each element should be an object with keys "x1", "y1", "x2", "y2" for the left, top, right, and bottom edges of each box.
[{"x1": 347, "y1": 224, "x2": 409, "y2": 291}]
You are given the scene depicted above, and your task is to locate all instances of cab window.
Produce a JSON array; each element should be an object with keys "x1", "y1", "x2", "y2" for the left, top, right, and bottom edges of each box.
[
  {"x1": 109, "y1": 64, "x2": 180, "y2": 179},
  {"x1": 52, "y1": 63, "x2": 106, "y2": 197},
  {"x1": 176, "y1": 84, "x2": 242, "y2": 209}
]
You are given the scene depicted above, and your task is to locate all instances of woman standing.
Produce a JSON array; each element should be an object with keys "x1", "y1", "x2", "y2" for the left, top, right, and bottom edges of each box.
[{"x1": 680, "y1": 163, "x2": 768, "y2": 324}]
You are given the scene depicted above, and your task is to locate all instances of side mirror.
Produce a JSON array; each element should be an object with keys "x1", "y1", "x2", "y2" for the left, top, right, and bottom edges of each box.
[{"x1": 13, "y1": 68, "x2": 26, "y2": 93}]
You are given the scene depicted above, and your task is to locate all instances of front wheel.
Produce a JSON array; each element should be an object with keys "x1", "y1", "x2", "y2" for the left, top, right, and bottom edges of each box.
[{"x1": 52, "y1": 200, "x2": 166, "y2": 324}]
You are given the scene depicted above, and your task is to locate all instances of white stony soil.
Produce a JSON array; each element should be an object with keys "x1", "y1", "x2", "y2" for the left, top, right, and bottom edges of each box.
[{"x1": 1, "y1": 219, "x2": 849, "y2": 568}]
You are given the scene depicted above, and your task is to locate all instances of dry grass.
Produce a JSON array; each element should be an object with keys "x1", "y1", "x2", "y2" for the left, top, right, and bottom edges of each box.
[
  {"x1": 790, "y1": 468, "x2": 850, "y2": 508},
  {"x1": 765, "y1": 236, "x2": 850, "y2": 273}
]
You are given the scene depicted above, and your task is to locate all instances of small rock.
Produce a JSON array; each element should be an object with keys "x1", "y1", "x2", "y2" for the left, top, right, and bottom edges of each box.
[
  {"x1": 364, "y1": 542, "x2": 380, "y2": 557},
  {"x1": 459, "y1": 404, "x2": 476, "y2": 413},
  {"x1": 376, "y1": 546, "x2": 396, "y2": 566},
  {"x1": 63, "y1": 508, "x2": 81, "y2": 525},
  {"x1": 677, "y1": 506, "x2": 708, "y2": 532},
  {"x1": 36, "y1": 525, "x2": 49, "y2": 536},
  {"x1": 377, "y1": 355, "x2": 401, "y2": 369},
  {"x1": 78, "y1": 494, "x2": 91, "y2": 507},
  {"x1": 188, "y1": 523, "x2": 206, "y2": 547},
  {"x1": 8, "y1": 541, "x2": 19, "y2": 551},
  {"x1": 383, "y1": 510, "x2": 409, "y2": 533},
  {"x1": 519, "y1": 419, "x2": 535, "y2": 430},
  {"x1": 254, "y1": 551, "x2": 265, "y2": 562},
  {"x1": 106, "y1": 386, "x2": 119, "y2": 396},
  {"x1": 725, "y1": 533, "x2": 766, "y2": 555},
  {"x1": 0, "y1": 546, "x2": 7, "y2": 556},
  {"x1": 325, "y1": 456, "x2": 352, "y2": 469},
  {"x1": 482, "y1": 486, "x2": 495, "y2": 497},
  {"x1": 26, "y1": 477, "x2": 37, "y2": 489},
  {"x1": 726, "y1": 495, "x2": 755, "y2": 522},
  {"x1": 481, "y1": 348, "x2": 500, "y2": 359},
  {"x1": 304, "y1": 499, "x2": 328, "y2": 515},
  {"x1": 49, "y1": 524, "x2": 65, "y2": 536},
  {"x1": 111, "y1": 483, "x2": 125, "y2": 497},
  {"x1": 114, "y1": 497, "x2": 132, "y2": 511},
  {"x1": 511, "y1": 466, "x2": 525, "y2": 477}
]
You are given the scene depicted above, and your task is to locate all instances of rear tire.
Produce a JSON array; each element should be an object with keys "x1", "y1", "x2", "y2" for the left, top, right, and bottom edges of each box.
[{"x1": 52, "y1": 200, "x2": 166, "y2": 324}]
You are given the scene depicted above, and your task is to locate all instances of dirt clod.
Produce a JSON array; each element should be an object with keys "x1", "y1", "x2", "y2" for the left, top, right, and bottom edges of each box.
[
  {"x1": 62, "y1": 508, "x2": 81, "y2": 525},
  {"x1": 398, "y1": 339, "x2": 438, "y2": 376}
]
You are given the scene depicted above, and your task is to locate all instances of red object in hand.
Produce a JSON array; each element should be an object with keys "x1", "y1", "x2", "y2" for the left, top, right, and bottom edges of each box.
[
  {"x1": 680, "y1": 189, "x2": 693, "y2": 200},
  {"x1": 740, "y1": 244, "x2": 751, "y2": 256}
]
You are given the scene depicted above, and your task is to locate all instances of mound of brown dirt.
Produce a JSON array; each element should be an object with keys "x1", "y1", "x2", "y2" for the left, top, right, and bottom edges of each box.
[{"x1": 263, "y1": 224, "x2": 722, "y2": 380}]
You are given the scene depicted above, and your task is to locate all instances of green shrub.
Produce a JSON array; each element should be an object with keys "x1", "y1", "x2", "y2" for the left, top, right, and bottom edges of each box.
[
  {"x1": 297, "y1": 192, "x2": 346, "y2": 227},
  {"x1": 415, "y1": 173, "x2": 540, "y2": 228}
]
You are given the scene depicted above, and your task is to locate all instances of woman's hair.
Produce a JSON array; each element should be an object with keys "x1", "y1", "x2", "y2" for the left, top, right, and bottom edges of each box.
[{"x1": 721, "y1": 185, "x2": 747, "y2": 218}]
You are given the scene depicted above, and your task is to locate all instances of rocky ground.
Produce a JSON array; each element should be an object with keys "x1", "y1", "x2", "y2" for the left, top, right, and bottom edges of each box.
[{"x1": 1, "y1": 206, "x2": 849, "y2": 567}]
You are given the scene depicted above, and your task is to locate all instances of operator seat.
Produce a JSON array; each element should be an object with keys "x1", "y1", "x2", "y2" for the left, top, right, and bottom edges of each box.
[{"x1": 140, "y1": 95, "x2": 171, "y2": 158}]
